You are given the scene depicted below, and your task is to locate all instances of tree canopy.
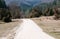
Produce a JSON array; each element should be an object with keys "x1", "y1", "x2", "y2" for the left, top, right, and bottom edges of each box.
[{"x1": 0, "y1": 0, "x2": 7, "y2": 8}]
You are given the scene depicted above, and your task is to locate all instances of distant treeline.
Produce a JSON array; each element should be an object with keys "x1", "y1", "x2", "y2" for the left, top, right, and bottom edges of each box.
[
  {"x1": 27, "y1": 6, "x2": 60, "y2": 20},
  {"x1": 0, "y1": 0, "x2": 60, "y2": 23}
]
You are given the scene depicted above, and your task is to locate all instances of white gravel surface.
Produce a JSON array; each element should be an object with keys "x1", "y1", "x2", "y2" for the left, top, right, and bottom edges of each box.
[{"x1": 14, "y1": 19, "x2": 55, "y2": 39}]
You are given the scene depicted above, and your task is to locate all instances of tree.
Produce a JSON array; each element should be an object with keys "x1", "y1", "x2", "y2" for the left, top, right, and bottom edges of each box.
[
  {"x1": 0, "y1": 0, "x2": 12, "y2": 22},
  {"x1": 0, "y1": 0, "x2": 7, "y2": 20},
  {"x1": 0, "y1": 0, "x2": 7, "y2": 8},
  {"x1": 44, "y1": 8, "x2": 54, "y2": 16},
  {"x1": 8, "y1": 2, "x2": 22, "y2": 19},
  {"x1": 4, "y1": 9, "x2": 12, "y2": 22},
  {"x1": 44, "y1": 8, "x2": 50, "y2": 16},
  {"x1": 29, "y1": 8, "x2": 42, "y2": 18},
  {"x1": 53, "y1": 0, "x2": 57, "y2": 6},
  {"x1": 49, "y1": 8, "x2": 54, "y2": 16},
  {"x1": 0, "y1": 9, "x2": 12, "y2": 22},
  {"x1": 54, "y1": 8, "x2": 60, "y2": 20}
]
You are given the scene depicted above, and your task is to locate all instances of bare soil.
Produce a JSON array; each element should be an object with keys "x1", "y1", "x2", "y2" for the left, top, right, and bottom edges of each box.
[
  {"x1": 0, "y1": 19, "x2": 22, "y2": 38},
  {"x1": 32, "y1": 16, "x2": 60, "y2": 39}
]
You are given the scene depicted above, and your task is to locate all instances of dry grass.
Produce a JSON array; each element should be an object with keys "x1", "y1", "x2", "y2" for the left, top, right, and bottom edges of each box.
[
  {"x1": 32, "y1": 16, "x2": 60, "y2": 39},
  {"x1": 0, "y1": 19, "x2": 22, "y2": 38}
]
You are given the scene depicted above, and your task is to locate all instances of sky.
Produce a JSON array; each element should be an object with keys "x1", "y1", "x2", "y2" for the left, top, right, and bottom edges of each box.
[
  {"x1": 41, "y1": 0, "x2": 54, "y2": 3},
  {"x1": 4, "y1": 0, "x2": 54, "y2": 12},
  {"x1": 5, "y1": 0, "x2": 54, "y2": 5}
]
